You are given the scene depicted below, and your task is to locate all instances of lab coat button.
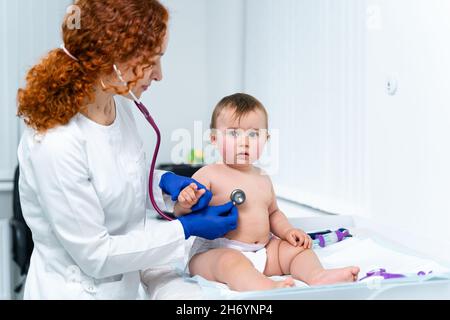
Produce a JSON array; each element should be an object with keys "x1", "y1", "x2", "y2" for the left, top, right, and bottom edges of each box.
[
  {"x1": 82, "y1": 280, "x2": 97, "y2": 294},
  {"x1": 67, "y1": 265, "x2": 80, "y2": 273},
  {"x1": 65, "y1": 265, "x2": 81, "y2": 283}
]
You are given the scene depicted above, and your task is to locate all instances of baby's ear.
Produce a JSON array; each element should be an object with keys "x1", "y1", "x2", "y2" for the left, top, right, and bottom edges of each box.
[
  {"x1": 265, "y1": 129, "x2": 271, "y2": 141},
  {"x1": 210, "y1": 132, "x2": 217, "y2": 144}
]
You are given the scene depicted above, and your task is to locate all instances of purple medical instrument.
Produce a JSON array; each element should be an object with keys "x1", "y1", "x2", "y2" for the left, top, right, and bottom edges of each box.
[
  {"x1": 359, "y1": 268, "x2": 433, "y2": 281},
  {"x1": 134, "y1": 99, "x2": 174, "y2": 221},
  {"x1": 359, "y1": 268, "x2": 405, "y2": 281},
  {"x1": 113, "y1": 65, "x2": 174, "y2": 221},
  {"x1": 311, "y1": 228, "x2": 352, "y2": 248}
]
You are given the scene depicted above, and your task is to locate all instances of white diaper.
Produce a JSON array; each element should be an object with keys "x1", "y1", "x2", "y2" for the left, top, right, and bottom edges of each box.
[{"x1": 188, "y1": 237, "x2": 268, "y2": 274}]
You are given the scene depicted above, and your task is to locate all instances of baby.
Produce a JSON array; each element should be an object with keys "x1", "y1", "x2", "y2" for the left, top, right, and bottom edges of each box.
[{"x1": 174, "y1": 93, "x2": 360, "y2": 291}]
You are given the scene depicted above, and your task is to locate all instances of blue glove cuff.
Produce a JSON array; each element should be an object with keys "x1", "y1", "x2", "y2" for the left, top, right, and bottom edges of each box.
[
  {"x1": 178, "y1": 216, "x2": 191, "y2": 239},
  {"x1": 159, "y1": 172, "x2": 175, "y2": 196}
]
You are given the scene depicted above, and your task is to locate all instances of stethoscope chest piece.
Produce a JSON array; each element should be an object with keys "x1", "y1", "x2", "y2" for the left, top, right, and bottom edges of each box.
[{"x1": 230, "y1": 189, "x2": 246, "y2": 206}]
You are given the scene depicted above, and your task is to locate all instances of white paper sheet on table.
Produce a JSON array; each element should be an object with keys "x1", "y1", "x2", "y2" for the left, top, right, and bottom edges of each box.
[{"x1": 163, "y1": 236, "x2": 450, "y2": 299}]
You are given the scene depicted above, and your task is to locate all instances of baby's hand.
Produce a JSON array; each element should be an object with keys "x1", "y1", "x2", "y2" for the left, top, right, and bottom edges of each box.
[
  {"x1": 177, "y1": 183, "x2": 206, "y2": 210},
  {"x1": 284, "y1": 229, "x2": 313, "y2": 249}
]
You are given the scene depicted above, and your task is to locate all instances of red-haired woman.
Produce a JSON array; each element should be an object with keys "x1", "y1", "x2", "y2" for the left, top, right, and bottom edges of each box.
[{"x1": 17, "y1": 0, "x2": 237, "y2": 299}]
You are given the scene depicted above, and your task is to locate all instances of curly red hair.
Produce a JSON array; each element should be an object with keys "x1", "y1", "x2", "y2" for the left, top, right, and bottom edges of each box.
[{"x1": 17, "y1": 0, "x2": 169, "y2": 133}]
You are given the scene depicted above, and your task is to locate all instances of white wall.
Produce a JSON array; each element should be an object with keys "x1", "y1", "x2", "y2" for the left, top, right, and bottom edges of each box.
[
  {"x1": 365, "y1": 0, "x2": 450, "y2": 257},
  {"x1": 132, "y1": 0, "x2": 208, "y2": 166},
  {"x1": 133, "y1": 0, "x2": 245, "y2": 166},
  {"x1": 244, "y1": 0, "x2": 368, "y2": 216},
  {"x1": 205, "y1": 0, "x2": 245, "y2": 108},
  {"x1": 244, "y1": 0, "x2": 450, "y2": 259},
  {"x1": 0, "y1": 0, "x2": 71, "y2": 299},
  {"x1": 0, "y1": 0, "x2": 71, "y2": 217}
]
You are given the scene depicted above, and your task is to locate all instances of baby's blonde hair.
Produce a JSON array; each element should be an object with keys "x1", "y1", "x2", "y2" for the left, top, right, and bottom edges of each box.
[{"x1": 210, "y1": 93, "x2": 269, "y2": 129}]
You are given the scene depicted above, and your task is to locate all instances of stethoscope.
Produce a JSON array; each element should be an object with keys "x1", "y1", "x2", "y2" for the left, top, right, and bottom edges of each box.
[
  {"x1": 230, "y1": 189, "x2": 246, "y2": 206},
  {"x1": 113, "y1": 65, "x2": 247, "y2": 220}
]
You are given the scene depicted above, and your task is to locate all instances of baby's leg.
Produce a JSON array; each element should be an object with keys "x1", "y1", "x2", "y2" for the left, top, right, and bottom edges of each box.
[
  {"x1": 189, "y1": 248, "x2": 294, "y2": 292},
  {"x1": 264, "y1": 238, "x2": 360, "y2": 286}
]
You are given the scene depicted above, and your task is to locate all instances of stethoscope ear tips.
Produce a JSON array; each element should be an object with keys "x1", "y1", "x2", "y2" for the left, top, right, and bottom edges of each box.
[{"x1": 230, "y1": 189, "x2": 246, "y2": 206}]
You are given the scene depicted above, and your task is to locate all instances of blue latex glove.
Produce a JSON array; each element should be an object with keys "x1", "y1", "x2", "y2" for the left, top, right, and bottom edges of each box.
[
  {"x1": 178, "y1": 202, "x2": 238, "y2": 240},
  {"x1": 159, "y1": 172, "x2": 212, "y2": 211}
]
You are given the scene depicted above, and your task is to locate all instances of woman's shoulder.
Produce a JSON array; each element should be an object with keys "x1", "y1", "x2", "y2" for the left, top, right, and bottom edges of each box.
[
  {"x1": 18, "y1": 122, "x2": 92, "y2": 185},
  {"x1": 20, "y1": 119, "x2": 87, "y2": 158}
]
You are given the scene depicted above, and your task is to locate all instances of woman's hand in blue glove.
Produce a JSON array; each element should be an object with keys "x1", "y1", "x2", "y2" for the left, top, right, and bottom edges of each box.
[
  {"x1": 178, "y1": 202, "x2": 238, "y2": 240},
  {"x1": 159, "y1": 172, "x2": 212, "y2": 211}
]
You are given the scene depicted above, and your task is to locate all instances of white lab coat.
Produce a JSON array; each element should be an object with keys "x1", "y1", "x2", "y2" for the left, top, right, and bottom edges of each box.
[{"x1": 17, "y1": 95, "x2": 186, "y2": 300}]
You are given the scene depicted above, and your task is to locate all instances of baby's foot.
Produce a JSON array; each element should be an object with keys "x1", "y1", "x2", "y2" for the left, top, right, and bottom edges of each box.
[
  {"x1": 233, "y1": 275, "x2": 295, "y2": 292},
  {"x1": 309, "y1": 267, "x2": 360, "y2": 286},
  {"x1": 272, "y1": 277, "x2": 295, "y2": 289}
]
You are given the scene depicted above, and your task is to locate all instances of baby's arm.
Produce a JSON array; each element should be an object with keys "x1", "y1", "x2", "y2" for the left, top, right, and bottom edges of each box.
[
  {"x1": 268, "y1": 184, "x2": 312, "y2": 248},
  {"x1": 173, "y1": 167, "x2": 212, "y2": 217},
  {"x1": 173, "y1": 183, "x2": 206, "y2": 216},
  {"x1": 268, "y1": 186, "x2": 293, "y2": 237}
]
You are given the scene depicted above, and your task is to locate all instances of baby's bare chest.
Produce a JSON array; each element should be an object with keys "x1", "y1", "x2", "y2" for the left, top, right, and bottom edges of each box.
[{"x1": 209, "y1": 172, "x2": 273, "y2": 209}]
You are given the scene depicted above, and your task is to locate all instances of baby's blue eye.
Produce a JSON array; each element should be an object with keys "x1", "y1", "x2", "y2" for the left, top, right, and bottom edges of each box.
[
  {"x1": 248, "y1": 131, "x2": 259, "y2": 138},
  {"x1": 227, "y1": 130, "x2": 239, "y2": 137}
]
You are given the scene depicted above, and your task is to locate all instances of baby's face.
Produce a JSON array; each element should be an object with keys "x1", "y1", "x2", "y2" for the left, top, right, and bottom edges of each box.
[{"x1": 212, "y1": 107, "x2": 269, "y2": 166}]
